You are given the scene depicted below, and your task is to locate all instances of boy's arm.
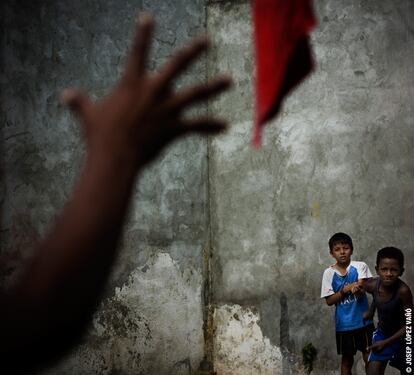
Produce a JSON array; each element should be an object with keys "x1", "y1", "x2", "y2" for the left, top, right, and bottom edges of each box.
[
  {"x1": 325, "y1": 289, "x2": 345, "y2": 306},
  {"x1": 368, "y1": 284, "x2": 413, "y2": 352},
  {"x1": 351, "y1": 262, "x2": 373, "y2": 297},
  {"x1": 321, "y1": 269, "x2": 338, "y2": 306},
  {"x1": 351, "y1": 277, "x2": 372, "y2": 297},
  {"x1": 324, "y1": 274, "x2": 375, "y2": 305},
  {"x1": 0, "y1": 13, "x2": 231, "y2": 371},
  {"x1": 363, "y1": 298, "x2": 376, "y2": 321},
  {"x1": 360, "y1": 277, "x2": 376, "y2": 294},
  {"x1": 324, "y1": 282, "x2": 359, "y2": 306}
]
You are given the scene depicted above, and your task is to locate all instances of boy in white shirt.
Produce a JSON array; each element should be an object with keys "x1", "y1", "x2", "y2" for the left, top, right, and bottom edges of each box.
[{"x1": 321, "y1": 232, "x2": 374, "y2": 375}]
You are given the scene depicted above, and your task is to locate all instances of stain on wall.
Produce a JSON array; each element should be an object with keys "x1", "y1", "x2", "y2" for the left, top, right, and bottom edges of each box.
[
  {"x1": 213, "y1": 304, "x2": 287, "y2": 375},
  {"x1": 44, "y1": 253, "x2": 204, "y2": 374}
]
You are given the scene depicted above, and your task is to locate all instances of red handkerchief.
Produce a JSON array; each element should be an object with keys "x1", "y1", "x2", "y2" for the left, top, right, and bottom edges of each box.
[{"x1": 252, "y1": 0, "x2": 316, "y2": 147}]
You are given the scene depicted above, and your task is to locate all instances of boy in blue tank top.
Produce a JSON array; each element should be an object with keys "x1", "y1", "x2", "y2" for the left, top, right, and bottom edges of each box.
[
  {"x1": 321, "y1": 232, "x2": 374, "y2": 375},
  {"x1": 363, "y1": 247, "x2": 413, "y2": 375}
]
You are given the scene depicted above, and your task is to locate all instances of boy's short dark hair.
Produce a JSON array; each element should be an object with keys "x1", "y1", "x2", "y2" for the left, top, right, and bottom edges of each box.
[
  {"x1": 328, "y1": 232, "x2": 353, "y2": 252},
  {"x1": 376, "y1": 247, "x2": 404, "y2": 269}
]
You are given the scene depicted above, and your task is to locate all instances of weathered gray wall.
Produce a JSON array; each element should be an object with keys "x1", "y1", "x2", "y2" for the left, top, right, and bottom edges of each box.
[
  {"x1": 1, "y1": 0, "x2": 414, "y2": 374},
  {"x1": 208, "y1": 0, "x2": 414, "y2": 374},
  {"x1": 1, "y1": 1, "x2": 209, "y2": 374}
]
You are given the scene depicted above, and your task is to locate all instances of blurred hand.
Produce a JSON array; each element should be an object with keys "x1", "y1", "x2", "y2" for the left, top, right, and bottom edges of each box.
[
  {"x1": 61, "y1": 13, "x2": 232, "y2": 166},
  {"x1": 0, "y1": 13, "x2": 232, "y2": 373}
]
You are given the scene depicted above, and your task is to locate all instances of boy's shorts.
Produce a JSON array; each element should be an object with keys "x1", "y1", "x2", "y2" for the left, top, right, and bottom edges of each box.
[
  {"x1": 336, "y1": 324, "x2": 375, "y2": 355},
  {"x1": 368, "y1": 329, "x2": 402, "y2": 364}
]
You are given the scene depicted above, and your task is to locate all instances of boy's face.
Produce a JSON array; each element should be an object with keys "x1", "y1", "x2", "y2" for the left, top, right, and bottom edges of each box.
[
  {"x1": 330, "y1": 242, "x2": 353, "y2": 266},
  {"x1": 375, "y1": 257, "x2": 402, "y2": 286}
]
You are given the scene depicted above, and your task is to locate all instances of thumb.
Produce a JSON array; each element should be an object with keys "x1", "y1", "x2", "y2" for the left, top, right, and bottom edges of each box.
[{"x1": 60, "y1": 88, "x2": 92, "y2": 122}]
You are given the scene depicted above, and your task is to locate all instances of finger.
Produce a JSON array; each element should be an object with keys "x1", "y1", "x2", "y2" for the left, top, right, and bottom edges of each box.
[
  {"x1": 176, "y1": 117, "x2": 228, "y2": 136},
  {"x1": 155, "y1": 35, "x2": 209, "y2": 89},
  {"x1": 60, "y1": 89, "x2": 93, "y2": 121},
  {"x1": 124, "y1": 12, "x2": 154, "y2": 81},
  {"x1": 171, "y1": 75, "x2": 232, "y2": 110}
]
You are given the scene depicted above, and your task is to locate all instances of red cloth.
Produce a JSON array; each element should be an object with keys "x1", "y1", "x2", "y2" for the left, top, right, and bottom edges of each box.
[{"x1": 252, "y1": 0, "x2": 316, "y2": 146}]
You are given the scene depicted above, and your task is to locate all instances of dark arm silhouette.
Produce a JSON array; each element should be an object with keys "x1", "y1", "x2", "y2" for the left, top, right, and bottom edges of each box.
[{"x1": 0, "y1": 13, "x2": 232, "y2": 372}]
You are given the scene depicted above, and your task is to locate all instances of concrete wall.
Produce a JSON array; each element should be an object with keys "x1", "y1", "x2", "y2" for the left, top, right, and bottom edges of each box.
[
  {"x1": 207, "y1": 0, "x2": 414, "y2": 374},
  {"x1": 1, "y1": 0, "x2": 414, "y2": 374},
  {"x1": 1, "y1": 1, "x2": 209, "y2": 374}
]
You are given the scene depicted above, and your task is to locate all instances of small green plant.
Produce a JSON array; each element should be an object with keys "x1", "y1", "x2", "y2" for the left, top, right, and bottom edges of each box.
[{"x1": 302, "y1": 342, "x2": 318, "y2": 374}]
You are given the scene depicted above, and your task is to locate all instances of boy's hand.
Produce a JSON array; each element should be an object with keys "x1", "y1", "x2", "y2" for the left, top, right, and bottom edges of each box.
[
  {"x1": 61, "y1": 13, "x2": 232, "y2": 167},
  {"x1": 342, "y1": 282, "x2": 358, "y2": 294},
  {"x1": 351, "y1": 283, "x2": 364, "y2": 297},
  {"x1": 362, "y1": 310, "x2": 373, "y2": 321},
  {"x1": 367, "y1": 340, "x2": 387, "y2": 353},
  {"x1": 342, "y1": 284, "x2": 350, "y2": 294}
]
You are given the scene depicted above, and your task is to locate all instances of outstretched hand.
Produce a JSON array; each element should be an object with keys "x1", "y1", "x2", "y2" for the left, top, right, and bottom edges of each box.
[
  {"x1": 61, "y1": 13, "x2": 232, "y2": 166},
  {"x1": 0, "y1": 12, "x2": 233, "y2": 373}
]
